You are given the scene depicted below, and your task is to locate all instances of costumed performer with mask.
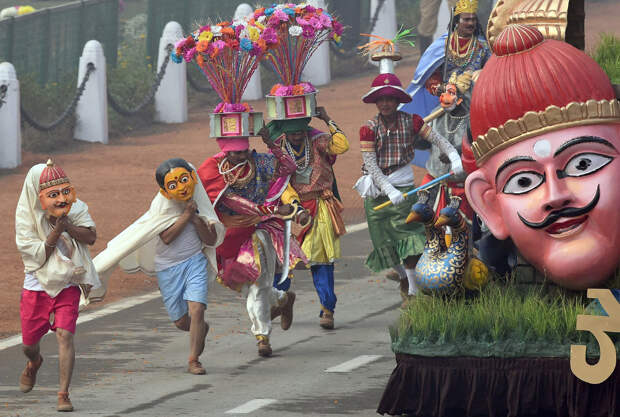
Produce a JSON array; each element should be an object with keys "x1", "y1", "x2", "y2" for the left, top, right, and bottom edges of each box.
[
  {"x1": 87, "y1": 158, "x2": 224, "y2": 375},
  {"x1": 16, "y1": 159, "x2": 100, "y2": 412}
]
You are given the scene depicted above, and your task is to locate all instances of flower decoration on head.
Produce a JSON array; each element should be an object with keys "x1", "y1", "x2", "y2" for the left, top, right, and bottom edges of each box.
[
  {"x1": 172, "y1": 18, "x2": 265, "y2": 113},
  {"x1": 358, "y1": 26, "x2": 416, "y2": 58},
  {"x1": 248, "y1": 2, "x2": 343, "y2": 87}
]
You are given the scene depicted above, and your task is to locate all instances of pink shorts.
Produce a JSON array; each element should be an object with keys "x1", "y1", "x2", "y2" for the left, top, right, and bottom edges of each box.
[{"x1": 20, "y1": 286, "x2": 80, "y2": 346}]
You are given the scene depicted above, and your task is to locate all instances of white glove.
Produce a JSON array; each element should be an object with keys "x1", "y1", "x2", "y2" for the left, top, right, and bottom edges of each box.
[
  {"x1": 387, "y1": 187, "x2": 405, "y2": 206},
  {"x1": 448, "y1": 153, "x2": 465, "y2": 178}
]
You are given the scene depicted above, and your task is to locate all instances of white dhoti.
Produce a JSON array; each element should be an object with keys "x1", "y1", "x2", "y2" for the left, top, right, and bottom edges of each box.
[{"x1": 242, "y1": 229, "x2": 287, "y2": 337}]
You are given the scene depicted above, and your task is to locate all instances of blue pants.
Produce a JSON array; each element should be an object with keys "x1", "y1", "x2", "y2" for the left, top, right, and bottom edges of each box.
[{"x1": 273, "y1": 264, "x2": 337, "y2": 317}]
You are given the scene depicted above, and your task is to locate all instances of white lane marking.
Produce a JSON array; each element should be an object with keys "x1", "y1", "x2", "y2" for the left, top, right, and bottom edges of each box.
[
  {"x1": 325, "y1": 355, "x2": 383, "y2": 373},
  {"x1": 345, "y1": 221, "x2": 368, "y2": 234},
  {"x1": 0, "y1": 291, "x2": 161, "y2": 351},
  {"x1": 76, "y1": 291, "x2": 160, "y2": 325},
  {"x1": 0, "y1": 223, "x2": 369, "y2": 351},
  {"x1": 225, "y1": 399, "x2": 278, "y2": 414}
]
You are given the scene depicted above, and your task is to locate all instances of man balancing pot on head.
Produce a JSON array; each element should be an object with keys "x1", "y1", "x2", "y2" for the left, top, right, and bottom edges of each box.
[
  {"x1": 16, "y1": 159, "x2": 101, "y2": 412},
  {"x1": 197, "y1": 127, "x2": 309, "y2": 358},
  {"x1": 267, "y1": 106, "x2": 349, "y2": 330},
  {"x1": 356, "y1": 54, "x2": 464, "y2": 306}
]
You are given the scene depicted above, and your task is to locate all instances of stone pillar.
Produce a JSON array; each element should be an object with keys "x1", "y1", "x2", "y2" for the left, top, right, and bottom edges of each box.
[
  {"x1": 0, "y1": 62, "x2": 21, "y2": 168},
  {"x1": 74, "y1": 40, "x2": 108, "y2": 144},
  {"x1": 155, "y1": 21, "x2": 188, "y2": 123}
]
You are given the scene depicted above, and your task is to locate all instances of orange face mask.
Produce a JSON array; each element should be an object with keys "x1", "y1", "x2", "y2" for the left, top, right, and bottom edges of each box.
[
  {"x1": 160, "y1": 167, "x2": 197, "y2": 201},
  {"x1": 440, "y1": 84, "x2": 460, "y2": 110},
  {"x1": 39, "y1": 183, "x2": 77, "y2": 218}
]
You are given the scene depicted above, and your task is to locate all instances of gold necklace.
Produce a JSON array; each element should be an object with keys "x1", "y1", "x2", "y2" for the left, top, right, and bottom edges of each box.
[{"x1": 220, "y1": 158, "x2": 255, "y2": 187}]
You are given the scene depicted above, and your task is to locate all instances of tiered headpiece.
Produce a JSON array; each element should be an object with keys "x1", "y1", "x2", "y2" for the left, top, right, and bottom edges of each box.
[
  {"x1": 359, "y1": 28, "x2": 415, "y2": 104},
  {"x1": 470, "y1": 24, "x2": 620, "y2": 165},
  {"x1": 39, "y1": 159, "x2": 70, "y2": 191},
  {"x1": 454, "y1": 0, "x2": 478, "y2": 16},
  {"x1": 249, "y1": 3, "x2": 343, "y2": 120},
  {"x1": 172, "y1": 19, "x2": 267, "y2": 150}
]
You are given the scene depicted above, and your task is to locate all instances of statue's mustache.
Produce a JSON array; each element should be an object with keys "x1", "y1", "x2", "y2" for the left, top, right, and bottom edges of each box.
[{"x1": 517, "y1": 185, "x2": 600, "y2": 229}]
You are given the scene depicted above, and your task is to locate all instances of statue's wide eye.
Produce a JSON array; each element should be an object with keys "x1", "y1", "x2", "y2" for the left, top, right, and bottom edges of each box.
[
  {"x1": 562, "y1": 153, "x2": 613, "y2": 177},
  {"x1": 502, "y1": 171, "x2": 545, "y2": 195}
]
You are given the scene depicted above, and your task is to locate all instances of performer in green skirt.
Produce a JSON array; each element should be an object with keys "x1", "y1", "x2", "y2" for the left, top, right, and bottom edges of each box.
[{"x1": 355, "y1": 55, "x2": 464, "y2": 304}]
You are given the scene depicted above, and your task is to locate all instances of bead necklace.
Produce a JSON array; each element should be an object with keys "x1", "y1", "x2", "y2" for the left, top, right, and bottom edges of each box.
[
  {"x1": 448, "y1": 33, "x2": 478, "y2": 69},
  {"x1": 285, "y1": 136, "x2": 310, "y2": 172}
]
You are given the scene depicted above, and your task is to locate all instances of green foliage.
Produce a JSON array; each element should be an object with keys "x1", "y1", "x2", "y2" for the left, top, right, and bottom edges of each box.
[
  {"x1": 106, "y1": 38, "x2": 156, "y2": 137},
  {"x1": 398, "y1": 282, "x2": 589, "y2": 346},
  {"x1": 19, "y1": 73, "x2": 78, "y2": 153},
  {"x1": 591, "y1": 33, "x2": 620, "y2": 84}
]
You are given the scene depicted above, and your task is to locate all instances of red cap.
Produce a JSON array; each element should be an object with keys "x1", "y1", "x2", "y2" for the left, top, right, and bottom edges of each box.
[
  {"x1": 363, "y1": 73, "x2": 412, "y2": 104},
  {"x1": 470, "y1": 24, "x2": 618, "y2": 164},
  {"x1": 39, "y1": 159, "x2": 70, "y2": 191}
]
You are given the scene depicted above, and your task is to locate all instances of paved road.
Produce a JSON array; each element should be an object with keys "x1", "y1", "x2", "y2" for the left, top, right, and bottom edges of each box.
[{"x1": 0, "y1": 227, "x2": 405, "y2": 417}]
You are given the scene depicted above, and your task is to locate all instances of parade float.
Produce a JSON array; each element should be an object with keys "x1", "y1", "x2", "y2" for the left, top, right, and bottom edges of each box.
[{"x1": 377, "y1": 2, "x2": 620, "y2": 416}]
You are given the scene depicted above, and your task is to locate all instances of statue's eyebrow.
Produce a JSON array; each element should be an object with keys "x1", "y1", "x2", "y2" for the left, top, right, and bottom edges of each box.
[
  {"x1": 553, "y1": 136, "x2": 617, "y2": 157},
  {"x1": 495, "y1": 156, "x2": 536, "y2": 184}
]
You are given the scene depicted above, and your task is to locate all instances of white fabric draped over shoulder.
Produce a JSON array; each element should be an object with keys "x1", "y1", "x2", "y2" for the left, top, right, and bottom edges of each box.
[
  {"x1": 15, "y1": 164, "x2": 100, "y2": 298},
  {"x1": 86, "y1": 166, "x2": 225, "y2": 307}
]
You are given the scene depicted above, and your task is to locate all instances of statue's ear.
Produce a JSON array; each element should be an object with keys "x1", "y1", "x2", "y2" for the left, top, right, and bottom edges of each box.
[{"x1": 465, "y1": 170, "x2": 510, "y2": 239}]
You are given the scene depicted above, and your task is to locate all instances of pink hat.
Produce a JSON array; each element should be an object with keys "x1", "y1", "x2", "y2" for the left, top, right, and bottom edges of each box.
[
  {"x1": 362, "y1": 73, "x2": 412, "y2": 104},
  {"x1": 216, "y1": 137, "x2": 250, "y2": 152}
]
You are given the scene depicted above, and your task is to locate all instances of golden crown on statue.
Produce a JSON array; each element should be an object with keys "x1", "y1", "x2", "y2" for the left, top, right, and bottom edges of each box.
[{"x1": 454, "y1": 0, "x2": 478, "y2": 15}]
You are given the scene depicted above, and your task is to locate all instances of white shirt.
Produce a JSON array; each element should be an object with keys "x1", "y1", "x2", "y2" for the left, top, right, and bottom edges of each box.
[
  {"x1": 154, "y1": 222, "x2": 203, "y2": 272},
  {"x1": 23, "y1": 235, "x2": 74, "y2": 292}
]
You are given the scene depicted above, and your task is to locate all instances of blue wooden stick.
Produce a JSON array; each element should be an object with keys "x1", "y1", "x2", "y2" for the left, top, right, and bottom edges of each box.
[{"x1": 373, "y1": 172, "x2": 454, "y2": 211}]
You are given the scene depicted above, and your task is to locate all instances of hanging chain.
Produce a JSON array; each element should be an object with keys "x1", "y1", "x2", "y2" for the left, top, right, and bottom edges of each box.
[
  {"x1": 21, "y1": 63, "x2": 95, "y2": 131},
  {"x1": 0, "y1": 84, "x2": 7, "y2": 109},
  {"x1": 107, "y1": 44, "x2": 173, "y2": 116}
]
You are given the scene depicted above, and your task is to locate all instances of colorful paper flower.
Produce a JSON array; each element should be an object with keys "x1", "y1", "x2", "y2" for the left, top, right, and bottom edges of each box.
[
  {"x1": 240, "y1": 38, "x2": 253, "y2": 51},
  {"x1": 273, "y1": 9, "x2": 288, "y2": 22},
  {"x1": 248, "y1": 26, "x2": 260, "y2": 42},
  {"x1": 300, "y1": 82, "x2": 316, "y2": 93},
  {"x1": 221, "y1": 27, "x2": 235, "y2": 37},
  {"x1": 249, "y1": 42, "x2": 262, "y2": 56},
  {"x1": 213, "y1": 40, "x2": 226, "y2": 50},
  {"x1": 261, "y1": 27, "x2": 278, "y2": 44},
  {"x1": 171, "y1": 51, "x2": 182, "y2": 64},
  {"x1": 302, "y1": 25, "x2": 316, "y2": 38},
  {"x1": 199, "y1": 31, "x2": 213, "y2": 42},
  {"x1": 196, "y1": 40, "x2": 209, "y2": 53},
  {"x1": 319, "y1": 14, "x2": 331, "y2": 28},
  {"x1": 309, "y1": 16, "x2": 322, "y2": 30},
  {"x1": 275, "y1": 85, "x2": 292, "y2": 96},
  {"x1": 183, "y1": 47, "x2": 196, "y2": 62},
  {"x1": 254, "y1": 7, "x2": 265, "y2": 19},
  {"x1": 288, "y1": 25, "x2": 302, "y2": 37},
  {"x1": 333, "y1": 20, "x2": 344, "y2": 36},
  {"x1": 265, "y1": 7, "x2": 274, "y2": 16}
]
